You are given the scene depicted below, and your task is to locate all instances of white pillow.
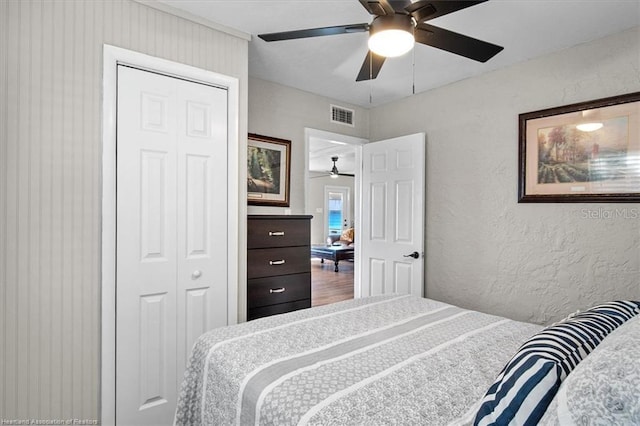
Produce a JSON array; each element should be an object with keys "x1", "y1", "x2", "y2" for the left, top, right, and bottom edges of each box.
[
  {"x1": 474, "y1": 301, "x2": 640, "y2": 426},
  {"x1": 539, "y1": 315, "x2": 640, "y2": 425}
]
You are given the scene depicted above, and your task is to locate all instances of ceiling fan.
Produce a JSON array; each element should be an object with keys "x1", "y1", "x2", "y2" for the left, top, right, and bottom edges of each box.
[
  {"x1": 329, "y1": 156, "x2": 354, "y2": 178},
  {"x1": 258, "y1": 0, "x2": 503, "y2": 82}
]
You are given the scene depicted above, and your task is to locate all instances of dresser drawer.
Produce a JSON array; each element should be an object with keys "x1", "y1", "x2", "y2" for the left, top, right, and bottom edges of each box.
[
  {"x1": 247, "y1": 246, "x2": 310, "y2": 279},
  {"x1": 248, "y1": 299, "x2": 311, "y2": 321},
  {"x1": 247, "y1": 218, "x2": 311, "y2": 249},
  {"x1": 247, "y1": 273, "x2": 311, "y2": 309}
]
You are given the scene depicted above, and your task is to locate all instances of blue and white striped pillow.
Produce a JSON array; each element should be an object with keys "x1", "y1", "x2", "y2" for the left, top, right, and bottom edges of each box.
[{"x1": 473, "y1": 301, "x2": 640, "y2": 426}]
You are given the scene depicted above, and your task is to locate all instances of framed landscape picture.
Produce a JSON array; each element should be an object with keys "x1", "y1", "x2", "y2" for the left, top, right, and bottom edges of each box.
[
  {"x1": 519, "y1": 92, "x2": 640, "y2": 202},
  {"x1": 247, "y1": 133, "x2": 291, "y2": 207}
]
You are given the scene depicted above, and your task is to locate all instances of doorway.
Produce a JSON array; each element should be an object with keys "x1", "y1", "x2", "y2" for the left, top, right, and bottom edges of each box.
[{"x1": 304, "y1": 129, "x2": 367, "y2": 305}]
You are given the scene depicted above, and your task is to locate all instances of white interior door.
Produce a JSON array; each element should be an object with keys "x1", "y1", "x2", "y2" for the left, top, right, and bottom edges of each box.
[
  {"x1": 116, "y1": 65, "x2": 228, "y2": 425},
  {"x1": 359, "y1": 133, "x2": 425, "y2": 297}
]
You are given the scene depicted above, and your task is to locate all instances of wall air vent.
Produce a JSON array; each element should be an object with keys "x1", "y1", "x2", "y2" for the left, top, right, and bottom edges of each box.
[{"x1": 330, "y1": 104, "x2": 354, "y2": 127}]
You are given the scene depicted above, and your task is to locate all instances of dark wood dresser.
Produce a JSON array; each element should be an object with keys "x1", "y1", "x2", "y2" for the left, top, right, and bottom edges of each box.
[{"x1": 247, "y1": 215, "x2": 312, "y2": 320}]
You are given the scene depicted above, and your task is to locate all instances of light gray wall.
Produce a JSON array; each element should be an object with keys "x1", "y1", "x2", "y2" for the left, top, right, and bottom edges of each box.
[
  {"x1": 308, "y1": 174, "x2": 356, "y2": 245},
  {"x1": 248, "y1": 77, "x2": 369, "y2": 215},
  {"x1": 0, "y1": 0, "x2": 248, "y2": 420},
  {"x1": 370, "y1": 27, "x2": 640, "y2": 325}
]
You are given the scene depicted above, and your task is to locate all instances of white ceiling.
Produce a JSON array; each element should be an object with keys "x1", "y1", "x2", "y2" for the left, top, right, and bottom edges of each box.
[
  {"x1": 156, "y1": 0, "x2": 639, "y2": 108},
  {"x1": 308, "y1": 137, "x2": 357, "y2": 174}
]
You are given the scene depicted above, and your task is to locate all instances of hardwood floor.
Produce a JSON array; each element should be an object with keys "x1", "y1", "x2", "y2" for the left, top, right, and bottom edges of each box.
[{"x1": 311, "y1": 258, "x2": 354, "y2": 307}]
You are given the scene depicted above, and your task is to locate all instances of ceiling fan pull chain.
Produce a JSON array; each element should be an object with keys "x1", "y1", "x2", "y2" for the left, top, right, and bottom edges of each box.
[
  {"x1": 369, "y1": 51, "x2": 373, "y2": 105},
  {"x1": 370, "y1": 78, "x2": 375, "y2": 105},
  {"x1": 412, "y1": 42, "x2": 416, "y2": 95}
]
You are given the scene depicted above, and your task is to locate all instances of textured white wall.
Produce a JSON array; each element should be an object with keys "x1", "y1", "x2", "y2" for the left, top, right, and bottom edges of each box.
[
  {"x1": 370, "y1": 27, "x2": 640, "y2": 325},
  {"x1": 248, "y1": 77, "x2": 369, "y2": 215},
  {"x1": 0, "y1": 0, "x2": 248, "y2": 420}
]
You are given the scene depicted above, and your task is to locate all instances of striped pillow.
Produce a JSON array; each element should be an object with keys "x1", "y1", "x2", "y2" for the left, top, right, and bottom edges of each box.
[{"x1": 474, "y1": 301, "x2": 640, "y2": 426}]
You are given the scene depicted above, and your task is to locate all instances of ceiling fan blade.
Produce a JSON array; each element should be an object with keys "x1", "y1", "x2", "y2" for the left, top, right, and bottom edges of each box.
[
  {"x1": 406, "y1": 0, "x2": 487, "y2": 23},
  {"x1": 358, "y1": 0, "x2": 395, "y2": 16},
  {"x1": 258, "y1": 23, "x2": 369, "y2": 42},
  {"x1": 415, "y1": 23, "x2": 503, "y2": 62},
  {"x1": 356, "y1": 51, "x2": 386, "y2": 81}
]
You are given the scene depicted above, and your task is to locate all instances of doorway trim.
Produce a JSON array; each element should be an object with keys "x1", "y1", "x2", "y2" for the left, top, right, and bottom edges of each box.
[
  {"x1": 304, "y1": 128, "x2": 367, "y2": 297},
  {"x1": 101, "y1": 44, "x2": 239, "y2": 424}
]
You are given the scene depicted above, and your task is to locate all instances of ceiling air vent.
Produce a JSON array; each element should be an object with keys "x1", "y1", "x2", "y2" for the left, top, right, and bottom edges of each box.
[{"x1": 330, "y1": 104, "x2": 354, "y2": 127}]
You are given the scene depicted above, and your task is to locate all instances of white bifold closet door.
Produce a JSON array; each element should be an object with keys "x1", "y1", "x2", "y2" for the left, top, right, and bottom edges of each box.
[{"x1": 116, "y1": 65, "x2": 229, "y2": 425}]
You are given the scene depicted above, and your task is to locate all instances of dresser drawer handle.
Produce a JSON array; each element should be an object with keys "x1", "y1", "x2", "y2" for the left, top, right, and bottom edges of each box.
[
  {"x1": 269, "y1": 259, "x2": 286, "y2": 266},
  {"x1": 269, "y1": 231, "x2": 285, "y2": 236},
  {"x1": 269, "y1": 287, "x2": 286, "y2": 294}
]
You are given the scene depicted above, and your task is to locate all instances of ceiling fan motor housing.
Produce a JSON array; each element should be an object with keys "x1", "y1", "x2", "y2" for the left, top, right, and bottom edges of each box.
[
  {"x1": 369, "y1": 14, "x2": 413, "y2": 36},
  {"x1": 330, "y1": 156, "x2": 340, "y2": 177}
]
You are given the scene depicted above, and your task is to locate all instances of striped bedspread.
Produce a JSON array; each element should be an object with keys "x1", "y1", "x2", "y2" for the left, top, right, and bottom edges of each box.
[{"x1": 175, "y1": 295, "x2": 541, "y2": 425}]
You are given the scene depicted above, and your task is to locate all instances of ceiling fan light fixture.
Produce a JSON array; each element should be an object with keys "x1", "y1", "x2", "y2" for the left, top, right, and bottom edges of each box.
[{"x1": 368, "y1": 15, "x2": 414, "y2": 58}]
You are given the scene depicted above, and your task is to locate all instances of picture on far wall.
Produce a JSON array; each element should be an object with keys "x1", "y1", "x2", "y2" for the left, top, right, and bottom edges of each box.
[
  {"x1": 247, "y1": 133, "x2": 291, "y2": 207},
  {"x1": 519, "y1": 91, "x2": 640, "y2": 202}
]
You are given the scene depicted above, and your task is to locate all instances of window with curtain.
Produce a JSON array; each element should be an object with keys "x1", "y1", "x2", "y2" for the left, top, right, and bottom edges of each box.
[{"x1": 327, "y1": 192, "x2": 344, "y2": 235}]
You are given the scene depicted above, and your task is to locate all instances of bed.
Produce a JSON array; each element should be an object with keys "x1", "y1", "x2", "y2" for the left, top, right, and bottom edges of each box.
[{"x1": 175, "y1": 294, "x2": 640, "y2": 425}]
